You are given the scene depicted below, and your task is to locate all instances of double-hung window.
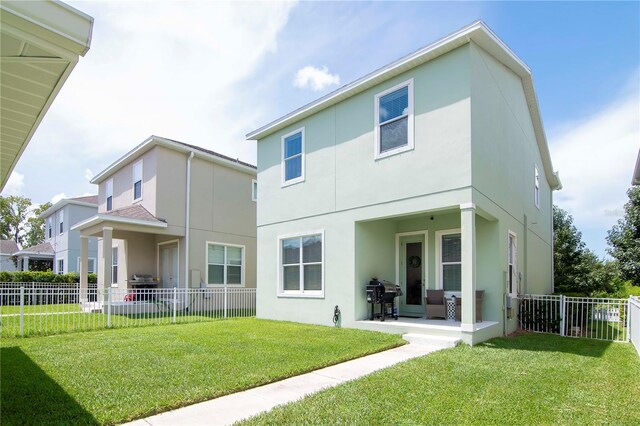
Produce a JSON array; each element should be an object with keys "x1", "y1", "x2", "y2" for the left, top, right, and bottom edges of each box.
[
  {"x1": 438, "y1": 231, "x2": 461, "y2": 292},
  {"x1": 207, "y1": 243, "x2": 244, "y2": 285},
  {"x1": 77, "y1": 257, "x2": 96, "y2": 274},
  {"x1": 111, "y1": 247, "x2": 118, "y2": 285},
  {"x1": 279, "y1": 231, "x2": 323, "y2": 297},
  {"x1": 282, "y1": 128, "x2": 304, "y2": 186},
  {"x1": 133, "y1": 161, "x2": 142, "y2": 201},
  {"x1": 534, "y1": 166, "x2": 540, "y2": 209},
  {"x1": 374, "y1": 79, "x2": 414, "y2": 159},
  {"x1": 57, "y1": 259, "x2": 64, "y2": 275},
  {"x1": 58, "y1": 210, "x2": 64, "y2": 235},
  {"x1": 47, "y1": 217, "x2": 52, "y2": 238},
  {"x1": 106, "y1": 179, "x2": 113, "y2": 211}
]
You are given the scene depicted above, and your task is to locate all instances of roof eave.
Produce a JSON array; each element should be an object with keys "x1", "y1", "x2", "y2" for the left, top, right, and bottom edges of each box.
[
  {"x1": 39, "y1": 199, "x2": 98, "y2": 219},
  {"x1": 71, "y1": 213, "x2": 168, "y2": 232}
]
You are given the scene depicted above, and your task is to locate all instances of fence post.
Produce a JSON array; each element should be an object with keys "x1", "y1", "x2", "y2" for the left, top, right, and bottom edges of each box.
[
  {"x1": 107, "y1": 287, "x2": 111, "y2": 328},
  {"x1": 173, "y1": 287, "x2": 177, "y2": 324},
  {"x1": 560, "y1": 295, "x2": 566, "y2": 337},
  {"x1": 19, "y1": 286, "x2": 24, "y2": 337},
  {"x1": 224, "y1": 285, "x2": 228, "y2": 319},
  {"x1": 627, "y1": 298, "x2": 631, "y2": 342}
]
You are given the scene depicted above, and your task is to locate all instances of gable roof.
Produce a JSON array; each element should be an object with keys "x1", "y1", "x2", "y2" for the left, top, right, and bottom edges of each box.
[
  {"x1": 246, "y1": 20, "x2": 561, "y2": 190},
  {"x1": 71, "y1": 204, "x2": 168, "y2": 232},
  {"x1": 15, "y1": 241, "x2": 54, "y2": 257},
  {"x1": 40, "y1": 194, "x2": 98, "y2": 219},
  {"x1": 91, "y1": 135, "x2": 256, "y2": 185},
  {"x1": 0, "y1": 239, "x2": 19, "y2": 255}
]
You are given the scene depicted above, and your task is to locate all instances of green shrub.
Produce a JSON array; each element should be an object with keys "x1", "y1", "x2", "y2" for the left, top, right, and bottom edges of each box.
[{"x1": 0, "y1": 271, "x2": 96, "y2": 284}]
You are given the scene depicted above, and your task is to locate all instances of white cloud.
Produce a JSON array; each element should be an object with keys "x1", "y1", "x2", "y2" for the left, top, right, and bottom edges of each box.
[
  {"x1": 293, "y1": 65, "x2": 340, "y2": 91},
  {"x1": 51, "y1": 193, "x2": 67, "y2": 204},
  {"x1": 2, "y1": 172, "x2": 25, "y2": 196},
  {"x1": 84, "y1": 169, "x2": 94, "y2": 182}
]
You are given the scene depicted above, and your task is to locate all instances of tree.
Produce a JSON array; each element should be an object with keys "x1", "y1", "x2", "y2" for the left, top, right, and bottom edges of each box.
[
  {"x1": 0, "y1": 196, "x2": 31, "y2": 247},
  {"x1": 607, "y1": 187, "x2": 640, "y2": 285},
  {"x1": 24, "y1": 202, "x2": 52, "y2": 248}
]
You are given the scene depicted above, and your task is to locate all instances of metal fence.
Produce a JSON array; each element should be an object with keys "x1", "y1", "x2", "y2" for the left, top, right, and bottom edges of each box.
[
  {"x1": 629, "y1": 296, "x2": 640, "y2": 355},
  {"x1": 0, "y1": 285, "x2": 256, "y2": 338},
  {"x1": 518, "y1": 294, "x2": 630, "y2": 342}
]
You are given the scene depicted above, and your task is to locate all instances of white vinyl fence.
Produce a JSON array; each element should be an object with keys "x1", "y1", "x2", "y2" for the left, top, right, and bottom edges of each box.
[
  {"x1": 629, "y1": 296, "x2": 640, "y2": 355},
  {"x1": 0, "y1": 283, "x2": 256, "y2": 338},
  {"x1": 518, "y1": 294, "x2": 631, "y2": 342}
]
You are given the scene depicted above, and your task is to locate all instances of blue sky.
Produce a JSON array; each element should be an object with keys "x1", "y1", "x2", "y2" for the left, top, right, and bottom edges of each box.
[{"x1": 2, "y1": 1, "x2": 639, "y2": 257}]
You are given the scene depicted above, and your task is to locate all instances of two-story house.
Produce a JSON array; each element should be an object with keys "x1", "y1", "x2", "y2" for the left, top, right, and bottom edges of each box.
[
  {"x1": 246, "y1": 21, "x2": 561, "y2": 345},
  {"x1": 73, "y1": 135, "x2": 257, "y2": 300},
  {"x1": 15, "y1": 195, "x2": 99, "y2": 273}
]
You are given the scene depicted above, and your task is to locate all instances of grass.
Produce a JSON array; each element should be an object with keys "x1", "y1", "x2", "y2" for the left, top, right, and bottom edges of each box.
[
  {"x1": 1, "y1": 303, "x2": 81, "y2": 315},
  {"x1": 0, "y1": 318, "x2": 404, "y2": 425},
  {"x1": 242, "y1": 333, "x2": 640, "y2": 425}
]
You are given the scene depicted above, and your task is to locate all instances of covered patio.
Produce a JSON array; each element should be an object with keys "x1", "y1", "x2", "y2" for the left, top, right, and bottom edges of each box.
[{"x1": 14, "y1": 242, "x2": 54, "y2": 271}]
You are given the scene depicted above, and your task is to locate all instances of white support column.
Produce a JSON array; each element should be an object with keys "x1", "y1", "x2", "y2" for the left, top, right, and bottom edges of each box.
[
  {"x1": 80, "y1": 235, "x2": 89, "y2": 303},
  {"x1": 24, "y1": 256, "x2": 29, "y2": 271},
  {"x1": 460, "y1": 203, "x2": 477, "y2": 332},
  {"x1": 102, "y1": 227, "x2": 113, "y2": 303}
]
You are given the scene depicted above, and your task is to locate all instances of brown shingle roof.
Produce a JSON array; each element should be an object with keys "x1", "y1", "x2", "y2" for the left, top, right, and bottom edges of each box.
[
  {"x1": 103, "y1": 205, "x2": 165, "y2": 224},
  {"x1": 16, "y1": 241, "x2": 54, "y2": 255},
  {"x1": 70, "y1": 195, "x2": 98, "y2": 204},
  {"x1": 0, "y1": 239, "x2": 19, "y2": 255}
]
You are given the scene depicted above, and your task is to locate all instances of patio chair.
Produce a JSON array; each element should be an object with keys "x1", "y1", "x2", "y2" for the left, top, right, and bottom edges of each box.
[
  {"x1": 454, "y1": 290, "x2": 484, "y2": 322},
  {"x1": 425, "y1": 289, "x2": 446, "y2": 319}
]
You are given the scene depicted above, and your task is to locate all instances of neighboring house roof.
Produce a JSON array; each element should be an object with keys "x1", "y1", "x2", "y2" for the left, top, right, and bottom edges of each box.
[
  {"x1": 0, "y1": 0, "x2": 93, "y2": 191},
  {"x1": 14, "y1": 241, "x2": 54, "y2": 257},
  {"x1": 0, "y1": 239, "x2": 19, "y2": 255},
  {"x1": 40, "y1": 194, "x2": 99, "y2": 219},
  {"x1": 633, "y1": 150, "x2": 640, "y2": 186},
  {"x1": 91, "y1": 135, "x2": 257, "y2": 185},
  {"x1": 72, "y1": 204, "x2": 168, "y2": 232},
  {"x1": 245, "y1": 20, "x2": 561, "y2": 190}
]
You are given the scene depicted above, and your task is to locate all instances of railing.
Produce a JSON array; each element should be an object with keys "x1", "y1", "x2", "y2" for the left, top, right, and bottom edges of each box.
[
  {"x1": 0, "y1": 286, "x2": 256, "y2": 338},
  {"x1": 518, "y1": 294, "x2": 629, "y2": 342},
  {"x1": 630, "y1": 296, "x2": 640, "y2": 355}
]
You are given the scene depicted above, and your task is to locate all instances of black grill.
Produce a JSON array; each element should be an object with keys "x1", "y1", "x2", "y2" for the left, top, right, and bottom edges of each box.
[{"x1": 366, "y1": 279, "x2": 402, "y2": 321}]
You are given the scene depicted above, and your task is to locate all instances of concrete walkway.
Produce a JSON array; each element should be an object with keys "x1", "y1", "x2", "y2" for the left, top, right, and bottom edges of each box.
[{"x1": 124, "y1": 340, "x2": 450, "y2": 426}]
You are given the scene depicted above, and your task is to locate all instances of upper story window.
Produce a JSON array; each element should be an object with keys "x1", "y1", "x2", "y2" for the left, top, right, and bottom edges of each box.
[
  {"x1": 279, "y1": 231, "x2": 324, "y2": 297},
  {"x1": 252, "y1": 179, "x2": 258, "y2": 202},
  {"x1": 106, "y1": 179, "x2": 113, "y2": 211},
  {"x1": 534, "y1": 166, "x2": 540, "y2": 209},
  {"x1": 47, "y1": 217, "x2": 52, "y2": 238},
  {"x1": 133, "y1": 160, "x2": 143, "y2": 201},
  {"x1": 58, "y1": 210, "x2": 64, "y2": 235},
  {"x1": 281, "y1": 128, "x2": 304, "y2": 186},
  {"x1": 374, "y1": 79, "x2": 414, "y2": 160}
]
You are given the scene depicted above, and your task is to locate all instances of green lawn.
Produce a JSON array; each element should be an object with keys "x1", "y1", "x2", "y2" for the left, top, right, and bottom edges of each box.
[
  {"x1": 1, "y1": 303, "x2": 81, "y2": 315},
  {"x1": 243, "y1": 333, "x2": 640, "y2": 425},
  {"x1": 0, "y1": 318, "x2": 404, "y2": 425}
]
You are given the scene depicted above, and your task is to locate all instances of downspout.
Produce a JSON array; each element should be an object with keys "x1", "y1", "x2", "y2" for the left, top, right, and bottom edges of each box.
[{"x1": 184, "y1": 151, "x2": 194, "y2": 306}]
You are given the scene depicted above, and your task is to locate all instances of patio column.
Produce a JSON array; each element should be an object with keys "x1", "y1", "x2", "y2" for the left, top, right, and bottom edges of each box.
[
  {"x1": 23, "y1": 256, "x2": 29, "y2": 271},
  {"x1": 80, "y1": 235, "x2": 88, "y2": 303},
  {"x1": 102, "y1": 227, "x2": 113, "y2": 303},
  {"x1": 460, "y1": 203, "x2": 476, "y2": 332}
]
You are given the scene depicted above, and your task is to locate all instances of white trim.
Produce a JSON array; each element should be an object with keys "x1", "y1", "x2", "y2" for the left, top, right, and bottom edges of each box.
[
  {"x1": 395, "y1": 230, "x2": 428, "y2": 307},
  {"x1": 508, "y1": 230, "x2": 518, "y2": 297},
  {"x1": 251, "y1": 179, "x2": 258, "y2": 202},
  {"x1": 459, "y1": 202, "x2": 476, "y2": 210},
  {"x1": 71, "y1": 214, "x2": 167, "y2": 231},
  {"x1": 374, "y1": 79, "x2": 414, "y2": 160},
  {"x1": 281, "y1": 127, "x2": 305, "y2": 187},
  {"x1": 77, "y1": 257, "x2": 96, "y2": 274},
  {"x1": 133, "y1": 159, "x2": 143, "y2": 202},
  {"x1": 156, "y1": 239, "x2": 180, "y2": 288},
  {"x1": 205, "y1": 241, "x2": 246, "y2": 287},
  {"x1": 40, "y1": 197, "x2": 98, "y2": 219},
  {"x1": 277, "y1": 229, "x2": 325, "y2": 298},
  {"x1": 435, "y1": 228, "x2": 462, "y2": 296}
]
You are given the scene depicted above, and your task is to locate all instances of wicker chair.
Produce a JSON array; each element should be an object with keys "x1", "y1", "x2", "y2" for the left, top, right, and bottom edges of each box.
[
  {"x1": 425, "y1": 289, "x2": 446, "y2": 319},
  {"x1": 454, "y1": 290, "x2": 484, "y2": 322}
]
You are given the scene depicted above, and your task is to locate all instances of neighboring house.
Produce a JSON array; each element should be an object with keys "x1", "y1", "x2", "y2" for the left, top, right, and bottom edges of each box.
[
  {"x1": 246, "y1": 21, "x2": 561, "y2": 345},
  {"x1": 0, "y1": 0, "x2": 93, "y2": 190},
  {"x1": 14, "y1": 196, "x2": 99, "y2": 273},
  {"x1": 73, "y1": 136, "x2": 257, "y2": 297},
  {"x1": 0, "y1": 239, "x2": 19, "y2": 272}
]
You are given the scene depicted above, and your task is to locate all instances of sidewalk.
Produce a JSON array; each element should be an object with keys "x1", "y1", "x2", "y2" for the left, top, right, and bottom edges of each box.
[{"x1": 124, "y1": 341, "x2": 449, "y2": 426}]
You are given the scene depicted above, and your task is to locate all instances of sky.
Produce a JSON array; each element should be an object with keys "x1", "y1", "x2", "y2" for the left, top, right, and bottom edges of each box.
[{"x1": 2, "y1": 1, "x2": 639, "y2": 258}]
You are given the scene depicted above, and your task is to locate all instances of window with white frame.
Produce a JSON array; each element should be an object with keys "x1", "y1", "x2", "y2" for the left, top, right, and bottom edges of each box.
[
  {"x1": 439, "y1": 232, "x2": 461, "y2": 292},
  {"x1": 77, "y1": 257, "x2": 96, "y2": 274},
  {"x1": 207, "y1": 243, "x2": 244, "y2": 285},
  {"x1": 280, "y1": 232, "x2": 323, "y2": 296},
  {"x1": 47, "y1": 217, "x2": 52, "y2": 238},
  {"x1": 58, "y1": 210, "x2": 64, "y2": 235},
  {"x1": 534, "y1": 166, "x2": 540, "y2": 209},
  {"x1": 57, "y1": 259, "x2": 64, "y2": 275},
  {"x1": 111, "y1": 247, "x2": 118, "y2": 284},
  {"x1": 133, "y1": 161, "x2": 142, "y2": 201},
  {"x1": 106, "y1": 179, "x2": 113, "y2": 211},
  {"x1": 375, "y1": 79, "x2": 414, "y2": 159},
  {"x1": 252, "y1": 179, "x2": 258, "y2": 202},
  {"x1": 282, "y1": 128, "x2": 304, "y2": 185}
]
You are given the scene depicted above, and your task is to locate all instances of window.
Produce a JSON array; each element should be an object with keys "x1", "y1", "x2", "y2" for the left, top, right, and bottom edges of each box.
[
  {"x1": 438, "y1": 230, "x2": 461, "y2": 292},
  {"x1": 58, "y1": 210, "x2": 64, "y2": 235},
  {"x1": 47, "y1": 217, "x2": 52, "y2": 238},
  {"x1": 207, "y1": 243, "x2": 244, "y2": 285},
  {"x1": 252, "y1": 179, "x2": 258, "y2": 202},
  {"x1": 374, "y1": 79, "x2": 414, "y2": 159},
  {"x1": 57, "y1": 259, "x2": 64, "y2": 275},
  {"x1": 508, "y1": 232, "x2": 518, "y2": 296},
  {"x1": 281, "y1": 128, "x2": 304, "y2": 186},
  {"x1": 106, "y1": 179, "x2": 113, "y2": 211},
  {"x1": 133, "y1": 161, "x2": 142, "y2": 201},
  {"x1": 77, "y1": 257, "x2": 96, "y2": 274},
  {"x1": 111, "y1": 247, "x2": 118, "y2": 285},
  {"x1": 279, "y1": 231, "x2": 323, "y2": 296},
  {"x1": 534, "y1": 166, "x2": 540, "y2": 209}
]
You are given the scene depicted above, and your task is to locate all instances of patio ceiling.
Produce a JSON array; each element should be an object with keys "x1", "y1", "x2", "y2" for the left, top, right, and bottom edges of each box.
[{"x1": 0, "y1": 1, "x2": 93, "y2": 190}]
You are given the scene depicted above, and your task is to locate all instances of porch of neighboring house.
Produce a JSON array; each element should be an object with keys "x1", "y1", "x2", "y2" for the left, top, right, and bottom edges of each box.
[
  {"x1": 14, "y1": 242, "x2": 54, "y2": 272},
  {"x1": 354, "y1": 203, "x2": 504, "y2": 344}
]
